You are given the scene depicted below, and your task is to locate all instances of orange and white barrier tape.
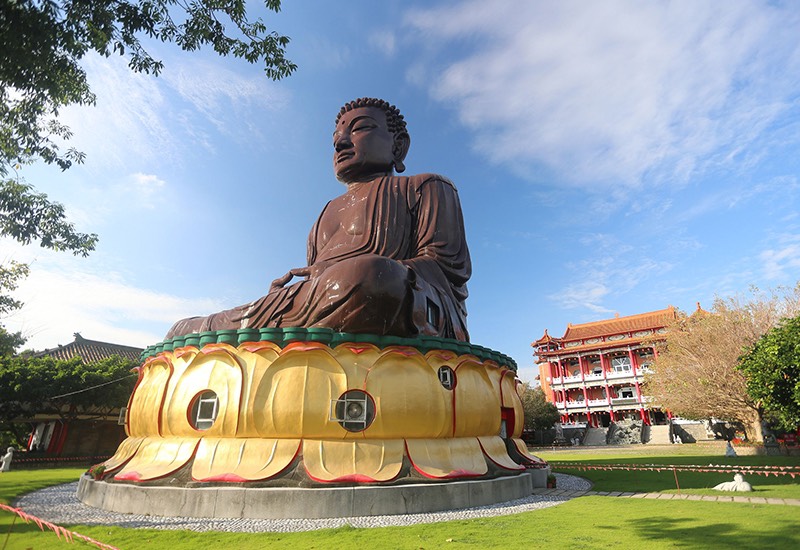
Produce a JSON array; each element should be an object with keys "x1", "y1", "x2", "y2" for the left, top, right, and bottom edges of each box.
[{"x1": 0, "y1": 503, "x2": 119, "y2": 550}]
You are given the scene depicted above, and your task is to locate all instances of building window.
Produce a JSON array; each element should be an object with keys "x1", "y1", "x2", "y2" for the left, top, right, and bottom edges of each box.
[
  {"x1": 611, "y1": 356, "x2": 631, "y2": 373},
  {"x1": 190, "y1": 391, "x2": 219, "y2": 431},
  {"x1": 619, "y1": 387, "x2": 635, "y2": 399},
  {"x1": 592, "y1": 366, "x2": 602, "y2": 376}
]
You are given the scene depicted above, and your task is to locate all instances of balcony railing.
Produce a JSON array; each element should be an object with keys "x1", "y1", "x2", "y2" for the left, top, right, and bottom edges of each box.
[
  {"x1": 611, "y1": 396, "x2": 640, "y2": 406},
  {"x1": 561, "y1": 422, "x2": 587, "y2": 428}
]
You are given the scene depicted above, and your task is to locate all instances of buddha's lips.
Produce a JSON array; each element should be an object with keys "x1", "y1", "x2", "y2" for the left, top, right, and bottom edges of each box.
[{"x1": 336, "y1": 151, "x2": 354, "y2": 163}]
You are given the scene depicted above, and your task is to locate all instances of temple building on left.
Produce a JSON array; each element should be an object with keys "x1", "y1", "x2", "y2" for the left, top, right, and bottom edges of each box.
[{"x1": 23, "y1": 334, "x2": 142, "y2": 457}]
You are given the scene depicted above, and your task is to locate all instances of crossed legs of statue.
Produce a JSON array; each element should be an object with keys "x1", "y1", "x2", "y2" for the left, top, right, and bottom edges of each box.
[{"x1": 165, "y1": 255, "x2": 413, "y2": 339}]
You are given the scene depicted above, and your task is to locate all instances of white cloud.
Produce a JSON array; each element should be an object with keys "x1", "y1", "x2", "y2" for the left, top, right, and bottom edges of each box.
[
  {"x1": 57, "y1": 55, "x2": 174, "y2": 170},
  {"x1": 369, "y1": 30, "x2": 397, "y2": 57},
  {"x1": 122, "y1": 173, "x2": 166, "y2": 210},
  {"x1": 0, "y1": 240, "x2": 224, "y2": 352},
  {"x1": 554, "y1": 280, "x2": 614, "y2": 313},
  {"x1": 405, "y1": 0, "x2": 800, "y2": 188},
  {"x1": 56, "y1": 53, "x2": 290, "y2": 173},
  {"x1": 163, "y1": 59, "x2": 290, "y2": 143},
  {"x1": 760, "y1": 235, "x2": 800, "y2": 281},
  {"x1": 550, "y1": 232, "x2": 671, "y2": 313},
  {"x1": 5, "y1": 266, "x2": 225, "y2": 351}
]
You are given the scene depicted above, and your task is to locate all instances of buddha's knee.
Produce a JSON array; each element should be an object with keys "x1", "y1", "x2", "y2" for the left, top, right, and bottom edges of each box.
[
  {"x1": 349, "y1": 255, "x2": 409, "y2": 301},
  {"x1": 319, "y1": 255, "x2": 409, "y2": 305}
]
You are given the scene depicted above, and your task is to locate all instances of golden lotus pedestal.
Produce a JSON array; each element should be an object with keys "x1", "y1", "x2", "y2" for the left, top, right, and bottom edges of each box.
[{"x1": 80, "y1": 333, "x2": 548, "y2": 518}]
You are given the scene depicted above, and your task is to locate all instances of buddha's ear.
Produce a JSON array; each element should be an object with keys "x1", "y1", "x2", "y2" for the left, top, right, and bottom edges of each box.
[{"x1": 392, "y1": 131, "x2": 410, "y2": 173}]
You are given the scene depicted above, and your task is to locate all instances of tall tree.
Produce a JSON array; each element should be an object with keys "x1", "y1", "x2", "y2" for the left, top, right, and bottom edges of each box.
[
  {"x1": 738, "y1": 314, "x2": 800, "y2": 432},
  {"x1": 0, "y1": 1, "x2": 296, "y2": 348},
  {"x1": 520, "y1": 383, "x2": 560, "y2": 434},
  {"x1": 1, "y1": 0, "x2": 295, "y2": 174},
  {"x1": 643, "y1": 285, "x2": 800, "y2": 442}
]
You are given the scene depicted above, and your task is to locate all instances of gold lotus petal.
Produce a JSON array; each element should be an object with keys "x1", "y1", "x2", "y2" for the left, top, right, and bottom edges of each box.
[
  {"x1": 235, "y1": 343, "x2": 281, "y2": 437},
  {"x1": 406, "y1": 437, "x2": 488, "y2": 478},
  {"x1": 331, "y1": 343, "x2": 380, "y2": 387},
  {"x1": 192, "y1": 437, "x2": 300, "y2": 482},
  {"x1": 113, "y1": 437, "x2": 199, "y2": 482},
  {"x1": 248, "y1": 345, "x2": 347, "y2": 438},
  {"x1": 364, "y1": 348, "x2": 452, "y2": 438},
  {"x1": 511, "y1": 438, "x2": 547, "y2": 464},
  {"x1": 453, "y1": 360, "x2": 501, "y2": 437},
  {"x1": 127, "y1": 357, "x2": 172, "y2": 437},
  {"x1": 99, "y1": 436, "x2": 143, "y2": 474},
  {"x1": 303, "y1": 439, "x2": 404, "y2": 482},
  {"x1": 161, "y1": 345, "x2": 243, "y2": 437},
  {"x1": 477, "y1": 435, "x2": 524, "y2": 471}
]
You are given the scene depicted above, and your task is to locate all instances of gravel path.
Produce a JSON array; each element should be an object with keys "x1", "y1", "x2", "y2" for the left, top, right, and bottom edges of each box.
[{"x1": 14, "y1": 474, "x2": 590, "y2": 533}]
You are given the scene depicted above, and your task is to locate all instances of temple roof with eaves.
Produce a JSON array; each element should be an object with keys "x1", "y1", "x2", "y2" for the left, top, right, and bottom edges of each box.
[
  {"x1": 32, "y1": 333, "x2": 143, "y2": 364},
  {"x1": 560, "y1": 306, "x2": 676, "y2": 341},
  {"x1": 533, "y1": 328, "x2": 561, "y2": 345}
]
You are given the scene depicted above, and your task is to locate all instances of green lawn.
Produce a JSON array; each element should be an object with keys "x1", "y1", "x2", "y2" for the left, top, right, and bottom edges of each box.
[
  {"x1": 537, "y1": 447, "x2": 800, "y2": 498},
  {"x1": 1, "y1": 447, "x2": 799, "y2": 550}
]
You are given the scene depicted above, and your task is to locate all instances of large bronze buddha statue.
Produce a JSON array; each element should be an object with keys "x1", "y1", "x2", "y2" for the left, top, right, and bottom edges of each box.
[
  {"x1": 81, "y1": 98, "x2": 546, "y2": 519},
  {"x1": 167, "y1": 97, "x2": 471, "y2": 342}
]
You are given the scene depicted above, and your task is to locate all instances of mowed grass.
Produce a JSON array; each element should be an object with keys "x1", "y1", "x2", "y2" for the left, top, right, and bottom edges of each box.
[
  {"x1": 1, "y1": 447, "x2": 799, "y2": 550},
  {"x1": 537, "y1": 445, "x2": 800, "y2": 498}
]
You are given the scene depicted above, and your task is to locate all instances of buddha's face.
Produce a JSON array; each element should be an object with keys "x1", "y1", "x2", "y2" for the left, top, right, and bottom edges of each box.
[{"x1": 333, "y1": 106, "x2": 396, "y2": 184}]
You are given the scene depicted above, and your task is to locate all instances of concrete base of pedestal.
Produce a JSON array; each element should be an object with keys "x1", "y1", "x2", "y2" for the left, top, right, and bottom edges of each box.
[{"x1": 77, "y1": 469, "x2": 549, "y2": 519}]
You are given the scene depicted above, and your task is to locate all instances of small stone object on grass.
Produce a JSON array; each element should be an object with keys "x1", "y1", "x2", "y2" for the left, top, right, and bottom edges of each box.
[
  {"x1": 713, "y1": 473, "x2": 752, "y2": 492},
  {"x1": 0, "y1": 447, "x2": 14, "y2": 472}
]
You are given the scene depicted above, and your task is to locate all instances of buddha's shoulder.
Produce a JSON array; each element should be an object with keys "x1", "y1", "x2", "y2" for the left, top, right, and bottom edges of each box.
[{"x1": 400, "y1": 173, "x2": 458, "y2": 192}]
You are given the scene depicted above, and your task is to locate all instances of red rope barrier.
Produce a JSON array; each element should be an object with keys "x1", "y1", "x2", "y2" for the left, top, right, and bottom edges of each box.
[
  {"x1": 12, "y1": 456, "x2": 110, "y2": 464},
  {"x1": 551, "y1": 463, "x2": 800, "y2": 477},
  {"x1": 0, "y1": 503, "x2": 119, "y2": 550}
]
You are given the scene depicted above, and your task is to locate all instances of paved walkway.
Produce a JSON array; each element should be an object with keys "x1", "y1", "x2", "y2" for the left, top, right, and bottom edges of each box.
[{"x1": 531, "y1": 488, "x2": 800, "y2": 506}]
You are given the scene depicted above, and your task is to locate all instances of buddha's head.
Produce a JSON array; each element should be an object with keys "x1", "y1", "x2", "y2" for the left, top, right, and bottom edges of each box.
[{"x1": 333, "y1": 98, "x2": 411, "y2": 184}]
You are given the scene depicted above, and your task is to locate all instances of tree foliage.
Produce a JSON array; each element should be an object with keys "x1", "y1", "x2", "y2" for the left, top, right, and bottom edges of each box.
[
  {"x1": 1, "y1": 0, "x2": 295, "y2": 173},
  {"x1": 0, "y1": 354, "x2": 138, "y2": 446},
  {"x1": 0, "y1": 179, "x2": 97, "y2": 255},
  {"x1": 0, "y1": 1, "x2": 295, "y2": 342},
  {"x1": 520, "y1": 383, "x2": 560, "y2": 433},
  {"x1": 644, "y1": 285, "x2": 800, "y2": 441},
  {"x1": 738, "y1": 314, "x2": 800, "y2": 432}
]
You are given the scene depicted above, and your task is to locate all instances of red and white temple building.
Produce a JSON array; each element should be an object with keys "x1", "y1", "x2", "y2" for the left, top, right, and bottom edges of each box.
[{"x1": 533, "y1": 307, "x2": 677, "y2": 428}]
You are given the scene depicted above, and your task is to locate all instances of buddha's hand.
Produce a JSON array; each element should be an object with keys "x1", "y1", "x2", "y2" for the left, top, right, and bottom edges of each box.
[{"x1": 269, "y1": 261, "x2": 332, "y2": 290}]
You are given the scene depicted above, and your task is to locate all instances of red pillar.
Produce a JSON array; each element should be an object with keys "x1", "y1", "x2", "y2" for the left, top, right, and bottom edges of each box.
[{"x1": 628, "y1": 349, "x2": 644, "y2": 404}]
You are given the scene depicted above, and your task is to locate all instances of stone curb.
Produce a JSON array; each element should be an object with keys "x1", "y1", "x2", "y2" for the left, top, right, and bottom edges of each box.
[{"x1": 531, "y1": 488, "x2": 800, "y2": 505}]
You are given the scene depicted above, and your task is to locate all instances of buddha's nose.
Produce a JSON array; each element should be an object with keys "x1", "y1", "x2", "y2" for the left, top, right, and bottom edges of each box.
[{"x1": 334, "y1": 133, "x2": 352, "y2": 151}]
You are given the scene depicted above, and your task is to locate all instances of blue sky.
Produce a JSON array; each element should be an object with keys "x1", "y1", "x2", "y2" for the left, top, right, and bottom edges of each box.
[{"x1": 3, "y1": 0, "x2": 800, "y2": 384}]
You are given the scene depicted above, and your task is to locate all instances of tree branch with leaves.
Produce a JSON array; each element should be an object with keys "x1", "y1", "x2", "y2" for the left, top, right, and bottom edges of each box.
[
  {"x1": 643, "y1": 284, "x2": 800, "y2": 442},
  {"x1": 738, "y1": 314, "x2": 800, "y2": 432}
]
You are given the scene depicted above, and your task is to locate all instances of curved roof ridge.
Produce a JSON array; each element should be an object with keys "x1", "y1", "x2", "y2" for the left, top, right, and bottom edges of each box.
[{"x1": 561, "y1": 306, "x2": 676, "y2": 340}]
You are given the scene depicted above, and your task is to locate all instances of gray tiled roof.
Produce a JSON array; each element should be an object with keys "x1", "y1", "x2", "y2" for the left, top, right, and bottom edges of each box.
[{"x1": 33, "y1": 333, "x2": 143, "y2": 364}]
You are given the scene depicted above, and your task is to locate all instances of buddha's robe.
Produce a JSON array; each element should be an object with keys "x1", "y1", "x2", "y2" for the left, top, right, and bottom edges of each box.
[{"x1": 166, "y1": 173, "x2": 471, "y2": 341}]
